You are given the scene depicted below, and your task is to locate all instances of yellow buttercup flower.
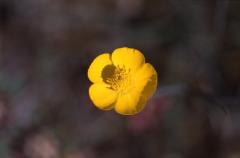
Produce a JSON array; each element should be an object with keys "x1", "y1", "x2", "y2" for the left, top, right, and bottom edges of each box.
[{"x1": 88, "y1": 47, "x2": 158, "y2": 115}]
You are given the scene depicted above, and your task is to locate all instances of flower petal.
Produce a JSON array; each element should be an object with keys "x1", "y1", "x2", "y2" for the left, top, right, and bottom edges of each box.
[
  {"x1": 134, "y1": 63, "x2": 158, "y2": 100},
  {"x1": 89, "y1": 83, "x2": 117, "y2": 110},
  {"x1": 114, "y1": 91, "x2": 147, "y2": 115},
  {"x1": 111, "y1": 47, "x2": 145, "y2": 71},
  {"x1": 88, "y1": 53, "x2": 112, "y2": 83}
]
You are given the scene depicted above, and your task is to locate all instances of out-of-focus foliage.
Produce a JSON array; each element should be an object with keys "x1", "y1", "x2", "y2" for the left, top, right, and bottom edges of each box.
[{"x1": 0, "y1": 0, "x2": 240, "y2": 157}]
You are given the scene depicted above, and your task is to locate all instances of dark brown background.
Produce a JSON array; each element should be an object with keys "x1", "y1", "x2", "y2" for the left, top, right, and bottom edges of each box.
[{"x1": 0, "y1": 0, "x2": 240, "y2": 157}]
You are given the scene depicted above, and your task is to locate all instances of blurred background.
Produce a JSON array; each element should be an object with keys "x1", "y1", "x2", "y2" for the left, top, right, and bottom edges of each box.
[{"x1": 0, "y1": 0, "x2": 240, "y2": 157}]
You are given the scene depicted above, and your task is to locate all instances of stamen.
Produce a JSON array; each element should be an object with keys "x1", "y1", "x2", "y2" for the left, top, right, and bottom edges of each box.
[{"x1": 102, "y1": 65, "x2": 132, "y2": 92}]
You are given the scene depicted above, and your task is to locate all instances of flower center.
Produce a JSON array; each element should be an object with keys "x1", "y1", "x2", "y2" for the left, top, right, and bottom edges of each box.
[{"x1": 102, "y1": 65, "x2": 132, "y2": 93}]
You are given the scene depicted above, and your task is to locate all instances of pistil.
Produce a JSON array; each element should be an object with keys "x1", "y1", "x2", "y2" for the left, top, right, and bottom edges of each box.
[{"x1": 104, "y1": 65, "x2": 131, "y2": 92}]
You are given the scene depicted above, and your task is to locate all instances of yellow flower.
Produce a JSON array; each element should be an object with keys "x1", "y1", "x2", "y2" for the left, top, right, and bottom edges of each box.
[{"x1": 88, "y1": 47, "x2": 158, "y2": 115}]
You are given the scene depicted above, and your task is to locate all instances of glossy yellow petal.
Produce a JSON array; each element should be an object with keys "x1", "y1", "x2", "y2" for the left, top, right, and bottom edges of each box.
[
  {"x1": 134, "y1": 63, "x2": 158, "y2": 99},
  {"x1": 88, "y1": 47, "x2": 158, "y2": 115},
  {"x1": 89, "y1": 83, "x2": 117, "y2": 110},
  {"x1": 112, "y1": 47, "x2": 145, "y2": 71},
  {"x1": 114, "y1": 91, "x2": 147, "y2": 115},
  {"x1": 88, "y1": 53, "x2": 112, "y2": 83}
]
